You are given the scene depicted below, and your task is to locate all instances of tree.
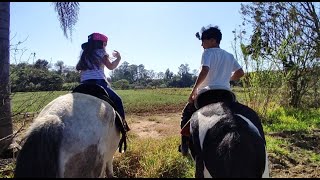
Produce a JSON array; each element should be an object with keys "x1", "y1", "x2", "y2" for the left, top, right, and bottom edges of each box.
[
  {"x1": 113, "y1": 79, "x2": 130, "y2": 90},
  {"x1": 64, "y1": 67, "x2": 80, "y2": 83},
  {"x1": 240, "y1": 2, "x2": 320, "y2": 107},
  {"x1": 146, "y1": 70, "x2": 156, "y2": 80},
  {"x1": 34, "y1": 59, "x2": 50, "y2": 70},
  {"x1": 164, "y1": 68, "x2": 173, "y2": 80},
  {"x1": 157, "y1": 72, "x2": 165, "y2": 79},
  {"x1": 178, "y1": 63, "x2": 190, "y2": 77},
  {"x1": 53, "y1": 2, "x2": 80, "y2": 40},
  {"x1": 0, "y1": 2, "x2": 13, "y2": 157},
  {"x1": 111, "y1": 61, "x2": 129, "y2": 82},
  {"x1": 137, "y1": 64, "x2": 146, "y2": 80},
  {"x1": 54, "y1": 60, "x2": 65, "y2": 75},
  {"x1": 177, "y1": 64, "x2": 193, "y2": 87},
  {"x1": 0, "y1": 2, "x2": 79, "y2": 157}
]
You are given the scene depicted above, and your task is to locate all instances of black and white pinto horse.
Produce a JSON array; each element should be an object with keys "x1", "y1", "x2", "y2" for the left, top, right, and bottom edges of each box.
[
  {"x1": 185, "y1": 90, "x2": 269, "y2": 178},
  {"x1": 14, "y1": 84, "x2": 129, "y2": 178}
]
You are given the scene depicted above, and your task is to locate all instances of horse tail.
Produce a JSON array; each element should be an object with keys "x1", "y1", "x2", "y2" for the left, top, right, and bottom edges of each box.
[
  {"x1": 203, "y1": 115, "x2": 265, "y2": 177},
  {"x1": 14, "y1": 115, "x2": 64, "y2": 178},
  {"x1": 202, "y1": 116, "x2": 238, "y2": 177}
]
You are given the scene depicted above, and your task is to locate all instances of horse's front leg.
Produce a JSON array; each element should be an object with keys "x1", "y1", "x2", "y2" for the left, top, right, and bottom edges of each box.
[{"x1": 195, "y1": 155, "x2": 204, "y2": 178}]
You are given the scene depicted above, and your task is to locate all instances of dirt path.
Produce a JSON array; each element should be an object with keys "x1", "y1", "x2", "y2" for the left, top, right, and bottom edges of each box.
[{"x1": 127, "y1": 113, "x2": 182, "y2": 139}]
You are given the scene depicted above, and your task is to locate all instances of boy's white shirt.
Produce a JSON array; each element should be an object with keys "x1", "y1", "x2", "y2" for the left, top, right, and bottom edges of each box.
[{"x1": 197, "y1": 48, "x2": 242, "y2": 95}]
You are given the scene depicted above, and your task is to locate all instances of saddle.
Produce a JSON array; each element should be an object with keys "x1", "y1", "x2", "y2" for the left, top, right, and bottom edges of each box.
[
  {"x1": 72, "y1": 83, "x2": 130, "y2": 153},
  {"x1": 180, "y1": 89, "x2": 237, "y2": 137}
]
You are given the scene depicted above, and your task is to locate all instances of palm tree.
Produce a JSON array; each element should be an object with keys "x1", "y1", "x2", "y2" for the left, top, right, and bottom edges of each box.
[
  {"x1": 0, "y1": 2, "x2": 79, "y2": 157},
  {"x1": 53, "y1": 2, "x2": 80, "y2": 40},
  {"x1": 0, "y1": 2, "x2": 12, "y2": 157}
]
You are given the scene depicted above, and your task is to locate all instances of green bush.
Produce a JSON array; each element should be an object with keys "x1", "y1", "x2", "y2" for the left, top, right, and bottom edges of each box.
[{"x1": 61, "y1": 82, "x2": 80, "y2": 91}]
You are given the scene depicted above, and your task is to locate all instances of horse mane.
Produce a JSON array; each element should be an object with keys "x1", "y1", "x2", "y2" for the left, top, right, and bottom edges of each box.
[{"x1": 199, "y1": 103, "x2": 266, "y2": 178}]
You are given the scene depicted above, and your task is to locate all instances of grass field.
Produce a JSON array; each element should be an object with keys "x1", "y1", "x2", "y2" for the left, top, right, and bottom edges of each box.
[
  {"x1": 10, "y1": 88, "x2": 247, "y2": 115},
  {"x1": 11, "y1": 88, "x2": 191, "y2": 115},
  {"x1": 2, "y1": 88, "x2": 319, "y2": 178}
]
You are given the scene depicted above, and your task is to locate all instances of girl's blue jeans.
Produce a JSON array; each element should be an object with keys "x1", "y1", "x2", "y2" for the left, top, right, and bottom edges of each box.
[{"x1": 82, "y1": 79, "x2": 125, "y2": 120}]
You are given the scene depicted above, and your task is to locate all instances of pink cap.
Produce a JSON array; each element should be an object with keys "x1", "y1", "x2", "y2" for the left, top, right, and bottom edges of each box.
[{"x1": 88, "y1": 33, "x2": 108, "y2": 42}]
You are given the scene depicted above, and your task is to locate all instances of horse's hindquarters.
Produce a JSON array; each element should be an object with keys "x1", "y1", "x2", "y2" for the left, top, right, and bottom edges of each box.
[
  {"x1": 58, "y1": 93, "x2": 121, "y2": 177},
  {"x1": 189, "y1": 103, "x2": 267, "y2": 178},
  {"x1": 14, "y1": 93, "x2": 121, "y2": 178}
]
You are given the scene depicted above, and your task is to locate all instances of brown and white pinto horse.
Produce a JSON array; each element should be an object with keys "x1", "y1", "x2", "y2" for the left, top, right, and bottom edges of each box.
[{"x1": 14, "y1": 84, "x2": 129, "y2": 178}]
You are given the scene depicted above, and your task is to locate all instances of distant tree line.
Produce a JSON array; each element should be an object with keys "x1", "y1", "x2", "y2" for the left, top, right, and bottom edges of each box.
[
  {"x1": 110, "y1": 62, "x2": 198, "y2": 89},
  {"x1": 14, "y1": 58, "x2": 307, "y2": 93},
  {"x1": 10, "y1": 59, "x2": 79, "y2": 92},
  {"x1": 10, "y1": 59, "x2": 214, "y2": 92}
]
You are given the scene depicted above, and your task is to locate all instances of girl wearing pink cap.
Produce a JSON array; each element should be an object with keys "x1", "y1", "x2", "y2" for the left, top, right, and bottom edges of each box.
[{"x1": 76, "y1": 32, "x2": 125, "y2": 121}]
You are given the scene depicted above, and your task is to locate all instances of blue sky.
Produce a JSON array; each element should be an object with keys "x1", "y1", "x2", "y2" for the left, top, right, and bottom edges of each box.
[{"x1": 10, "y1": 2, "x2": 248, "y2": 76}]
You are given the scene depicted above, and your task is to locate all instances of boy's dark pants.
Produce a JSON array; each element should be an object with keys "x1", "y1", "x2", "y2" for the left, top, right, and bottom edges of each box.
[{"x1": 180, "y1": 102, "x2": 197, "y2": 155}]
